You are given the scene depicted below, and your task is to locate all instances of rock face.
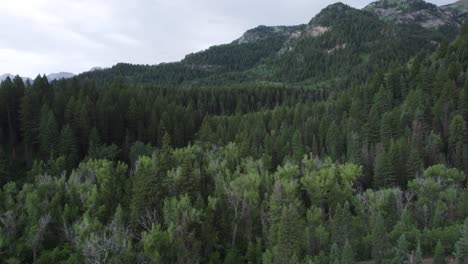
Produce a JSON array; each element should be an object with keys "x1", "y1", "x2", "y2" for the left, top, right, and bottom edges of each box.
[
  {"x1": 364, "y1": 0, "x2": 460, "y2": 29},
  {"x1": 232, "y1": 25, "x2": 304, "y2": 45},
  {"x1": 441, "y1": 0, "x2": 468, "y2": 24}
]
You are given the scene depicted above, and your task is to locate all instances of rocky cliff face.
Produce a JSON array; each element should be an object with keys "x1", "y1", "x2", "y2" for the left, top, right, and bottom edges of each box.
[
  {"x1": 364, "y1": 0, "x2": 468, "y2": 30},
  {"x1": 232, "y1": 25, "x2": 304, "y2": 45},
  {"x1": 441, "y1": 0, "x2": 468, "y2": 24},
  {"x1": 364, "y1": 0, "x2": 460, "y2": 29}
]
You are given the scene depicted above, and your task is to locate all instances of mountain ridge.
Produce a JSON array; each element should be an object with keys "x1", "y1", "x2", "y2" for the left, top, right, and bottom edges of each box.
[{"x1": 45, "y1": 0, "x2": 468, "y2": 88}]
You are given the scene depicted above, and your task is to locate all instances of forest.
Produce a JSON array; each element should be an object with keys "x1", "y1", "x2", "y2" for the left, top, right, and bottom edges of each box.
[{"x1": 1, "y1": 2, "x2": 468, "y2": 264}]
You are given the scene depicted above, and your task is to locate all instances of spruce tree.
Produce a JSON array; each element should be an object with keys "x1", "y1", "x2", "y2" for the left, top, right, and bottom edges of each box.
[
  {"x1": 433, "y1": 240, "x2": 445, "y2": 264},
  {"x1": 39, "y1": 108, "x2": 59, "y2": 159},
  {"x1": 455, "y1": 218, "x2": 468, "y2": 264},
  {"x1": 331, "y1": 202, "x2": 353, "y2": 249},
  {"x1": 371, "y1": 213, "x2": 387, "y2": 263},
  {"x1": 329, "y1": 243, "x2": 340, "y2": 264},
  {"x1": 393, "y1": 234, "x2": 408, "y2": 264},
  {"x1": 374, "y1": 149, "x2": 396, "y2": 188},
  {"x1": 414, "y1": 241, "x2": 423, "y2": 264},
  {"x1": 341, "y1": 240, "x2": 353, "y2": 264},
  {"x1": 275, "y1": 204, "x2": 304, "y2": 264},
  {"x1": 59, "y1": 124, "x2": 78, "y2": 172}
]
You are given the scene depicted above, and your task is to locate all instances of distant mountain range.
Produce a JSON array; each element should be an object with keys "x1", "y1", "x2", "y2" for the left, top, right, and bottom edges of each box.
[
  {"x1": 0, "y1": 67, "x2": 109, "y2": 83},
  {"x1": 0, "y1": 72, "x2": 75, "y2": 83}
]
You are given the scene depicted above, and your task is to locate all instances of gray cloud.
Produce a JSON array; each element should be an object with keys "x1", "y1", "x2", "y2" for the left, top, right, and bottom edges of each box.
[{"x1": 0, "y1": 0, "x2": 457, "y2": 77}]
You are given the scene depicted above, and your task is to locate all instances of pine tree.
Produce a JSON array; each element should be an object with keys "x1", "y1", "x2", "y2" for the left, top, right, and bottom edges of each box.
[
  {"x1": 274, "y1": 204, "x2": 304, "y2": 264},
  {"x1": 371, "y1": 213, "x2": 387, "y2": 263},
  {"x1": 450, "y1": 115, "x2": 464, "y2": 169},
  {"x1": 291, "y1": 130, "x2": 305, "y2": 162},
  {"x1": 433, "y1": 240, "x2": 445, "y2": 264},
  {"x1": 175, "y1": 157, "x2": 198, "y2": 200},
  {"x1": 455, "y1": 218, "x2": 468, "y2": 264},
  {"x1": 341, "y1": 240, "x2": 353, "y2": 264},
  {"x1": 331, "y1": 202, "x2": 353, "y2": 249},
  {"x1": 20, "y1": 88, "x2": 41, "y2": 161},
  {"x1": 39, "y1": 108, "x2": 59, "y2": 159},
  {"x1": 59, "y1": 124, "x2": 78, "y2": 172},
  {"x1": 130, "y1": 156, "x2": 156, "y2": 228},
  {"x1": 374, "y1": 149, "x2": 396, "y2": 188},
  {"x1": 393, "y1": 234, "x2": 408, "y2": 264},
  {"x1": 247, "y1": 238, "x2": 262, "y2": 264},
  {"x1": 414, "y1": 241, "x2": 423, "y2": 264},
  {"x1": 329, "y1": 243, "x2": 340, "y2": 264}
]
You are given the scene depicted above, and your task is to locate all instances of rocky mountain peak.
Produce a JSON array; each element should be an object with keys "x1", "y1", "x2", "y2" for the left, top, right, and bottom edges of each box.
[{"x1": 365, "y1": 0, "x2": 459, "y2": 29}]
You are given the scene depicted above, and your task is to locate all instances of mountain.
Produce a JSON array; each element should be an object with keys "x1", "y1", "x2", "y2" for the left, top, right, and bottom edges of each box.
[
  {"x1": 46, "y1": 72, "x2": 75, "y2": 81},
  {"x1": 441, "y1": 0, "x2": 468, "y2": 23},
  {"x1": 74, "y1": 1, "x2": 453, "y2": 88},
  {"x1": 0, "y1": 73, "x2": 32, "y2": 83},
  {"x1": 364, "y1": 0, "x2": 459, "y2": 29},
  {"x1": 262, "y1": 2, "x2": 442, "y2": 84},
  {"x1": 1, "y1": 72, "x2": 75, "y2": 83}
]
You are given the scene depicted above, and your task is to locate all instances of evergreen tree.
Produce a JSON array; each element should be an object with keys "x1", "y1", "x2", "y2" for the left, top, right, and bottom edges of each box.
[
  {"x1": 274, "y1": 204, "x2": 304, "y2": 264},
  {"x1": 371, "y1": 213, "x2": 387, "y2": 263},
  {"x1": 455, "y1": 218, "x2": 468, "y2": 264},
  {"x1": 59, "y1": 124, "x2": 78, "y2": 172},
  {"x1": 341, "y1": 240, "x2": 353, "y2": 264},
  {"x1": 433, "y1": 240, "x2": 445, "y2": 264},
  {"x1": 38, "y1": 108, "x2": 59, "y2": 159},
  {"x1": 393, "y1": 234, "x2": 408, "y2": 264},
  {"x1": 331, "y1": 202, "x2": 353, "y2": 249},
  {"x1": 329, "y1": 243, "x2": 340, "y2": 264},
  {"x1": 374, "y1": 149, "x2": 396, "y2": 188},
  {"x1": 414, "y1": 241, "x2": 423, "y2": 264},
  {"x1": 450, "y1": 115, "x2": 464, "y2": 169}
]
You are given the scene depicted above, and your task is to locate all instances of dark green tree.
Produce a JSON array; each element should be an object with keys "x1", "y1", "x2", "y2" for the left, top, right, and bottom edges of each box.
[{"x1": 433, "y1": 240, "x2": 445, "y2": 264}]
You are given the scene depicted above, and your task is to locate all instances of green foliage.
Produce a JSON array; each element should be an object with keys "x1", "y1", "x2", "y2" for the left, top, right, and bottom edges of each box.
[
  {"x1": 415, "y1": 241, "x2": 423, "y2": 264},
  {"x1": 455, "y1": 218, "x2": 468, "y2": 264},
  {"x1": 393, "y1": 234, "x2": 409, "y2": 264},
  {"x1": 433, "y1": 240, "x2": 445, "y2": 264},
  {"x1": 2, "y1": 3, "x2": 468, "y2": 264},
  {"x1": 341, "y1": 240, "x2": 354, "y2": 264}
]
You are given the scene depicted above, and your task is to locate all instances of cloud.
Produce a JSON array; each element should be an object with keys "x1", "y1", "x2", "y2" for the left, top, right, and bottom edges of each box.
[{"x1": 0, "y1": 0, "x2": 458, "y2": 77}]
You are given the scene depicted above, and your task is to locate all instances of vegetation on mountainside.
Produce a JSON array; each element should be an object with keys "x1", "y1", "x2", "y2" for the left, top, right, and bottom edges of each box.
[{"x1": 1, "y1": 1, "x2": 468, "y2": 263}]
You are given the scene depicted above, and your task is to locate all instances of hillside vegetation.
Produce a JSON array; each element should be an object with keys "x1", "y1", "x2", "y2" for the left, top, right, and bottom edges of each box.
[{"x1": 0, "y1": 0, "x2": 468, "y2": 263}]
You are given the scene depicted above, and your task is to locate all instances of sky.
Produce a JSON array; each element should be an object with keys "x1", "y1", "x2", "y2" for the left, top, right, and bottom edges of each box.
[{"x1": 0, "y1": 0, "x2": 457, "y2": 77}]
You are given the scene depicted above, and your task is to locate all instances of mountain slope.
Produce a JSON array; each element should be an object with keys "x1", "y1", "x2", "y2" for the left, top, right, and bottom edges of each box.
[
  {"x1": 69, "y1": 0, "x2": 461, "y2": 88},
  {"x1": 442, "y1": 0, "x2": 468, "y2": 23},
  {"x1": 365, "y1": 0, "x2": 459, "y2": 29},
  {"x1": 256, "y1": 2, "x2": 444, "y2": 85}
]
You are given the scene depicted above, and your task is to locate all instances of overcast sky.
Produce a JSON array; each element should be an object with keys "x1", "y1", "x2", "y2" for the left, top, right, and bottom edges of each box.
[{"x1": 0, "y1": 0, "x2": 457, "y2": 77}]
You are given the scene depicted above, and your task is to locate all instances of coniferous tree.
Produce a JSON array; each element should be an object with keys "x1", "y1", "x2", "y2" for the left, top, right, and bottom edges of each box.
[
  {"x1": 433, "y1": 240, "x2": 445, "y2": 264},
  {"x1": 371, "y1": 213, "x2": 387, "y2": 263},
  {"x1": 59, "y1": 124, "x2": 78, "y2": 172},
  {"x1": 455, "y1": 218, "x2": 468, "y2": 264},
  {"x1": 393, "y1": 234, "x2": 408, "y2": 264},
  {"x1": 329, "y1": 243, "x2": 340, "y2": 264},
  {"x1": 341, "y1": 240, "x2": 353, "y2": 264},
  {"x1": 274, "y1": 204, "x2": 304, "y2": 264},
  {"x1": 38, "y1": 108, "x2": 59, "y2": 159},
  {"x1": 414, "y1": 241, "x2": 423, "y2": 264},
  {"x1": 450, "y1": 115, "x2": 464, "y2": 169}
]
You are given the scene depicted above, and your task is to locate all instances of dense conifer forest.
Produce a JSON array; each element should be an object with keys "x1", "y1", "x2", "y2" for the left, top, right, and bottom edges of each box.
[{"x1": 1, "y1": 1, "x2": 468, "y2": 263}]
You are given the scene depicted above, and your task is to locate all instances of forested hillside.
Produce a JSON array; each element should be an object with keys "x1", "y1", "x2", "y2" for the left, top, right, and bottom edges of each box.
[{"x1": 1, "y1": 0, "x2": 468, "y2": 263}]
